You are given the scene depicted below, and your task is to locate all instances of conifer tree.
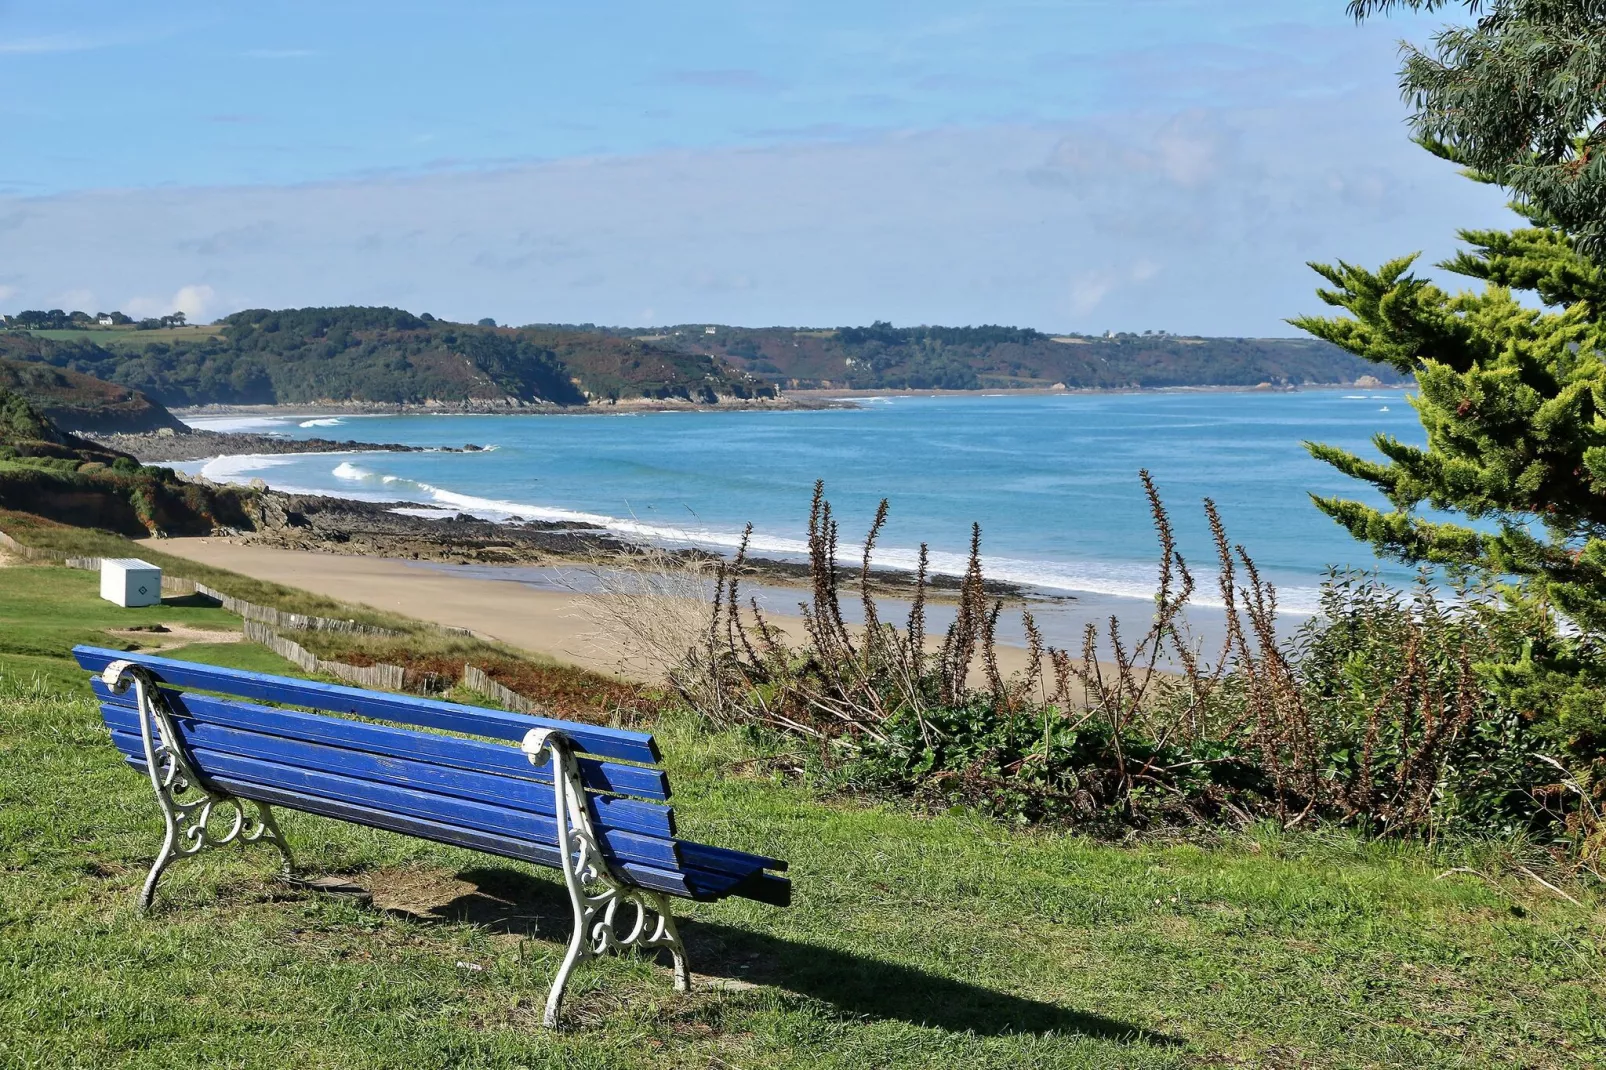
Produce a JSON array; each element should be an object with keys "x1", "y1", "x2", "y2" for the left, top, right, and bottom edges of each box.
[
  {"x1": 1297, "y1": 2, "x2": 1606, "y2": 756},
  {"x1": 1348, "y1": 1, "x2": 1606, "y2": 262},
  {"x1": 1294, "y1": 195, "x2": 1606, "y2": 637}
]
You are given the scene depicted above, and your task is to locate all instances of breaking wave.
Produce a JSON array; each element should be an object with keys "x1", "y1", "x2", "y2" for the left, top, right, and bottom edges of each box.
[{"x1": 321, "y1": 459, "x2": 1322, "y2": 612}]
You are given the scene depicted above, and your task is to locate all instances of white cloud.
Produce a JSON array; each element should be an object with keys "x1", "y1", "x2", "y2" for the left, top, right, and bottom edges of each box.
[
  {"x1": 57, "y1": 288, "x2": 95, "y2": 311},
  {"x1": 0, "y1": 101, "x2": 1514, "y2": 334},
  {"x1": 0, "y1": 285, "x2": 17, "y2": 304},
  {"x1": 0, "y1": 35, "x2": 104, "y2": 55},
  {"x1": 1068, "y1": 275, "x2": 1112, "y2": 316},
  {"x1": 125, "y1": 285, "x2": 217, "y2": 321}
]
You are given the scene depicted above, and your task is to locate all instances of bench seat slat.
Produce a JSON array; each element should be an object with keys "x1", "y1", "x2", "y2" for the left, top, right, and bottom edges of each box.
[
  {"x1": 83, "y1": 645, "x2": 792, "y2": 908},
  {"x1": 678, "y1": 839, "x2": 790, "y2": 876},
  {"x1": 102, "y1": 707, "x2": 674, "y2": 840},
  {"x1": 107, "y1": 729, "x2": 681, "y2": 871},
  {"x1": 75, "y1": 646, "x2": 660, "y2": 764},
  {"x1": 709, "y1": 869, "x2": 793, "y2": 908},
  {"x1": 93, "y1": 680, "x2": 670, "y2": 801},
  {"x1": 117, "y1": 754, "x2": 784, "y2": 903}
]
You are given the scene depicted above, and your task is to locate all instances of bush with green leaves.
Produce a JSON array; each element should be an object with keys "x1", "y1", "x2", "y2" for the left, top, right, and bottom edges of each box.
[{"x1": 679, "y1": 483, "x2": 1605, "y2": 859}]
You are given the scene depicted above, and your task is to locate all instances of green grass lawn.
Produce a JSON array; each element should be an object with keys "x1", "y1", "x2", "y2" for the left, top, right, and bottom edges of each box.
[
  {"x1": 20, "y1": 325, "x2": 223, "y2": 346},
  {"x1": 0, "y1": 566, "x2": 1601, "y2": 1067},
  {"x1": 0, "y1": 511, "x2": 426, "y2": 633},
  {"x1": 0, "y1": 563, "x2": 301, "y2": 690}
]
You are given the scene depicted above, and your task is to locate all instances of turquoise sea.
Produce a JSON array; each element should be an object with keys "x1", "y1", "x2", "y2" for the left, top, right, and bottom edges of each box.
[{"x1": 182, "y1": 389, "x2": 1421, "y2": 633}]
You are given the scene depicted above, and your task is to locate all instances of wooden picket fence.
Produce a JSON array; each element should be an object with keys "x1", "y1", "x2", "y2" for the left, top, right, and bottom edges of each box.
[
  {"x1": 462, "y1": 663, "x2": 544, "y2": 714},
  {"x1": 0, "y1": 527, "x2": 473, "y2": 638},
  {"x1": 0, "y1": 530, "x2": 106, "y2": 570},
  {"x1": 3, "y1": 525, "x2": 540, "y2": 708},
  {"x1": 242, "y1": 620, "x2": 409, "y2": 692},
  {"x1": 195, "y1": 582, "x2": 408, "y2": 637},
  {"x1": 244, "y1": 623, "x2": 548, "y2": 713}
]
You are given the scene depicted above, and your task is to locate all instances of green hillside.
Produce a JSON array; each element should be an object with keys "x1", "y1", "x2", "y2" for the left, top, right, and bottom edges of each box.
[
  {"x1": 0, "y1": 307, "x2": 774, "y2": 408},
  {"x1": 0, "y1": 349, "x2": 185, "y2": 433},
  {"x1": 0, "y1": 387, "x2": 253, "y2": 536},
  {"x1": 618, "y1": 322, "x2": 1410, "y2": 391},
  {"x1": 0, "y1": 308, "x2": 1399, "y2": 411}
]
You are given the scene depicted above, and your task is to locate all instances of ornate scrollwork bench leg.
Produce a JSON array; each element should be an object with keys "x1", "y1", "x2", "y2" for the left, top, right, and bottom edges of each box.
[
  {"x1": 101, "y1": 661, "x2": 295, "y2": 912},
  {"x1": 521, "y1": 728, "x2": 689, "y2": 1028}
]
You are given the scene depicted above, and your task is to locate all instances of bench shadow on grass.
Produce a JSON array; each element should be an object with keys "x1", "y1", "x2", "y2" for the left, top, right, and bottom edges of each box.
[{"x1": 380, "y1": 865, "x2": 1179, "y2": 1045}]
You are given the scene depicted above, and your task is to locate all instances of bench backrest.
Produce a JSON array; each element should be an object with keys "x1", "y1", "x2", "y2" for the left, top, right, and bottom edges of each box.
[{"x1": 71, "y1": 645, "x2": 711, "y2": 897}]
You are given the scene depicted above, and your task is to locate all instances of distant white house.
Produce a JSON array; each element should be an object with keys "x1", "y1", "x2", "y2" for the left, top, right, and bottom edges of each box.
[
  {"x1": 705, "y1": 326, "x2": 716, "y2": 335},
  {"x1": 96, "y1": 314, "x2": 114, "y2": 326}
]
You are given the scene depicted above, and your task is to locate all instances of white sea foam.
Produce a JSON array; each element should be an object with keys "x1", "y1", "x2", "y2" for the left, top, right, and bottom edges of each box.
[
  {"x1": 391, "y1": 507, "x2": 461, "y2": 520},
  {"x1": 181, "y1": 415, "x2": 295, "y2": 433},
  {"x1": 316, "y1": 461, "x2": 1324, "y2": 613},
  {"x1": 300, "y1": 417, "x2": 343, "y2": 428},
  {"x1": 190, "y1": 446, "x2": 1323, "y2": 615},
  {"x1": 196, "y1": 453, "x2": 304, "y2": 480}
]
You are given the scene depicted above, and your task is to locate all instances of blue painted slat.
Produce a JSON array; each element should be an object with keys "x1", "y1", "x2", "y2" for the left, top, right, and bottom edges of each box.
[
  {"x1": 74, "y1": 646, "x2": 660, "y2": 765},
  {"x1": 106, "y1": 729, "x2": 680, "y2": 870},
  {"x1": 113, "y1": 752, "x2": 706, "y2": 899},
  {"x1": 111, "y1": 745, "x2": 779, "y2": 904},
  {"x1": 676, "y1": 841, "x2": 792, "y2": 906},
  {"x1": 678, "y1": 839, "x2": 789, "y2": 876},
  {"x1": 93, "y1": 681, "x2": 670, "y2": 801},
  {"x1": 101, "y1": 706, "x2": 674, "y2": 840}
]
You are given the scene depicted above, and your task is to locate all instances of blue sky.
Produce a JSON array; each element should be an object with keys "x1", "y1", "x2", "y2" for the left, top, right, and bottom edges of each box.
[{"x1": 1, "y1": 1, "x2": 1513, "y2": 332}]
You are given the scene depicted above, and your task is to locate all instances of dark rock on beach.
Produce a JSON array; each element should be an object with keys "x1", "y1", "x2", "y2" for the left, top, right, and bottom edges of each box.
[
  {"x1": 240, "y1": 493, "x2": 1046, "y2": 602},
  {"x1": 87, "y1": 428, "x2": 484, "y2": 463},
  {"x1": 249, "y1": 492, "x2": 642, "y2": 563}
]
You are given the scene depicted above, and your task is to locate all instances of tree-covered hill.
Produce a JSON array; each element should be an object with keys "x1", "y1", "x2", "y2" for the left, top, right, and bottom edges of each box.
[
  {"x1": 0, "y1": 308, "x2": 1402, "y2": 410},
  {"x1": 0, "y1": 350, "x2": 186, "y2": 434},
  {"x1": 617, "y1": 322, "x2": 1409, "y2": 391},
  {"x1": 0, "y1": 307, "x2": 774, "y2": 409}
]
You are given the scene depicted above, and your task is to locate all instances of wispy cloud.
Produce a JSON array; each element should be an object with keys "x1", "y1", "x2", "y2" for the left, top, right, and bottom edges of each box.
[
  {"x1": 125, "y1": 284, "x2": 217, "y2": 321},
  {"x1": 0, "y1": 34, "x2": 110, "y2": 54},
  {"x1": 244, "y1": 48, "x2": 316, "y2": 60},
  {"x1": 0, "y1": 105, "x2": 1516, "y2": 334},
  {"x1": 650, "y1": 68, "x2": 781, "y2": 92},
  {"x1": 910, "y1": 72, "x2": 1008, "y2": 92}
]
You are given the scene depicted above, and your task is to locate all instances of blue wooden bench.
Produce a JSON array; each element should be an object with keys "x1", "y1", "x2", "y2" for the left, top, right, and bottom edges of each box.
[{"x1": 73, "y1": 645, "x2": 790, "y2": 1027}]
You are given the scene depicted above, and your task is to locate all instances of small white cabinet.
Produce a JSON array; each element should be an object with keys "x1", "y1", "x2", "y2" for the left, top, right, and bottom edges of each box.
[{"x1": 100, "y1": 558, "x2": 163, "y2": 608}]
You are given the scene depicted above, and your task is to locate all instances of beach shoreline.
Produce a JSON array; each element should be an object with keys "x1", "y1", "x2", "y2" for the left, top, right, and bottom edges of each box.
[
  {"x1": 148, "y1": 537, "x2": 1066, "y2": 681},
  {"x1": 105, "y1": 392, "x2": 1339, "y2": 675},
  {"x1": 161, "y1": 380, "x2": 1409, "y2": 424}
]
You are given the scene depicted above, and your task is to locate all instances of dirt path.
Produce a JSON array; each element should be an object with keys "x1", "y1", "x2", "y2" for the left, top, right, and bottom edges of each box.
[{"x1": 105, "y1": 624, "x2": 245, "y2": 652}]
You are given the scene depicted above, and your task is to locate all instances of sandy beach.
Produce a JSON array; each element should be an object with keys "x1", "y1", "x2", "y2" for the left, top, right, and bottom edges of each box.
[{"x1": 158, "y1": 538, "x2": 1050, "y2": 680}]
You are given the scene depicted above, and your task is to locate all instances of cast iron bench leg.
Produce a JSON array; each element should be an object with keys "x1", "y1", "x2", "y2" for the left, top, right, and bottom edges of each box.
[
  {"x1": 523, "y1": 728, "x2": 690, "y2": 1028},
  {"x1": 102, "y1": 661, "x2": 295, "y2": 912}
]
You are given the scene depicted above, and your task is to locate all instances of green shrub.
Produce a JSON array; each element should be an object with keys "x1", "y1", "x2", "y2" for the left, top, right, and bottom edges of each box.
[{"x1": 684, "y1": 482, "x2": 1605, "y2": 864}]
